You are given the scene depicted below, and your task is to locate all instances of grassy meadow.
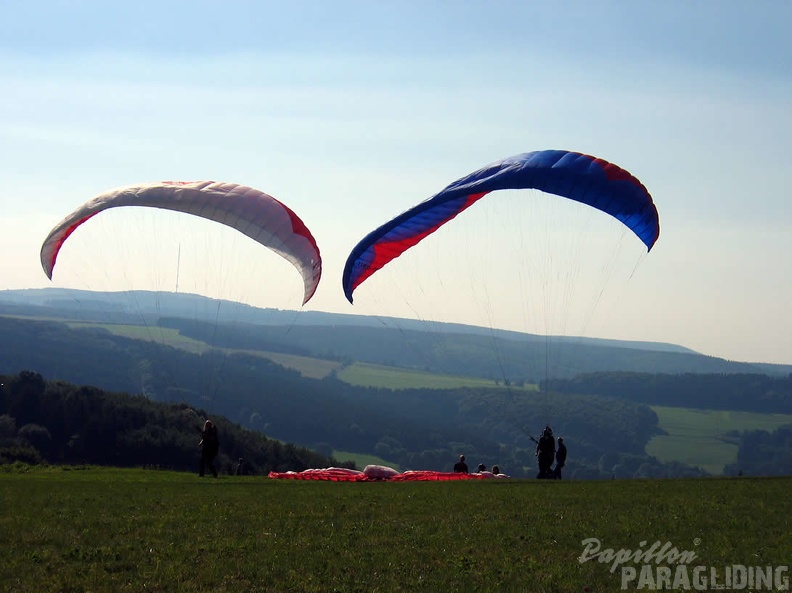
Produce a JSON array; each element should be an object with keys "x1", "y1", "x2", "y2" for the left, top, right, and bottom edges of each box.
[
  {"x1": 2, "y1": 466, "x2": 790, "y2": 593},
  {"x1": 336, "y1": 362, "x2": 536, "y2": 391},
  {"x1": 63, "y1": 320, "x2": 531, "y2": 387},
  {"x1": 67, "y1": 322, "x2": 213, "y2": 354},
  {"x1": 246, "y1": 351, "x2": 342, "y2": 379},
  {"x1": 67, "y1": 321, "x2": 344, "y2": 379},
  {"x1": 647, "y1": 406, "x2": 792, "y2": 475}
]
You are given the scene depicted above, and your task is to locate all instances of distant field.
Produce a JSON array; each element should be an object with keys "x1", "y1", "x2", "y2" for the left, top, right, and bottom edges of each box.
[
  {"x1": 250, "y1": 351, "x2": 342, "y2": 379},
  {"x1": 331, "y1": 449, "x2": 401, "y2": 471},
  {"x1": 57, "y1": 317, "x2": 585, "y2": 391},
  {"x1": 337, "y1": 361, "x2": 538, "y2": 391},
  {"x1": 67, "y1": 320, "x2": 538, "y2": 385},
  {"x1": 2, "y1": 466, "x2": 790, "y2": 593},
  {"x1": 67, "y1": 321, "x2": 342, "y2": 378},
  {"x1": 67, "y1": 321, "x2": 212, "y2": 353},
  {"x1": 647, "y1": 405, "x2": 792, "y2": 475}
]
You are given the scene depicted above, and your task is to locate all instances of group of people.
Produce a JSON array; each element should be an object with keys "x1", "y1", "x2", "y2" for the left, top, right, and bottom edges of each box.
[
  {"x1": 453, "y1": 426, "x2": 567, "y2": 479},
  {"x1": 201, "y1": 418, "x2": 567, "y2": 480},
  {"x1": 535, "y1": 425, "x2": 567, "y2": 479},
  {"x1": 452, "y1": 455, "x2": 502, "y2": 476}
]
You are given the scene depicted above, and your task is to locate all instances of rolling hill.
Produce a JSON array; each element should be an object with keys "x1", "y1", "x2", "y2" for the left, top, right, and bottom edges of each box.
[
  {"x1": 2, "y1": 288, "x2": 790, "y2": 381},
  {"x1": 2, "y1": 287, "x2": 791, "y2": 478}
]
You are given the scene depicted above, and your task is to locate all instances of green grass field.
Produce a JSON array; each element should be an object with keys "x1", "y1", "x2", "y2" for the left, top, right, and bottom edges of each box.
[
  {"x1": 67, "y1": 321, "x2": 343, "y2": 378},
  {"x1": 337, "y1": 362, "x2": 538, "y2": 391},
  {"x1": 1, "y1": 466, "x2": 790, "y2": 593},
  {"x1": 63, "y1": 320, "x2": 533, "y2": 389},
  {"x1": 78, "y1": 322, "x2": 540, "y2": 389},
  {"x1": 67, "y1": 322, "x2": 213, "y2": 353},
  {"x1": 247, "y1": 351, "x2": 342, "y2": 379},
  {"x1": 647, "y1": 406, "x2": 792, "y2": 475}
]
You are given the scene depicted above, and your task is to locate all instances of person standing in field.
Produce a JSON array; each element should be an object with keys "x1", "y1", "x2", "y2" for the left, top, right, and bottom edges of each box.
[
  {"x1": 453, "y1": 454, "x2": 469, "y2": 473},
  {"x1": 535, "y1": 426, "x2": 556, "y2": 479},
  {"x1": 199, "y1": 419, "x2": 219, "y2": 478},
  {"x1": 554, "y1": 437, "x2": 567, "y2": 480}
]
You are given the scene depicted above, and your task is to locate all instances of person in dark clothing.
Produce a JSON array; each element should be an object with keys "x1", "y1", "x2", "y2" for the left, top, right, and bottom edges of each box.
[
  {"x1": 554, "y1": 437, "x2": 567, "y2": 480},
  {"x1": 199, "y1": 419, "x2": 219, "y2": 477},
  {"x1": 453, "y1": 454, "x2": 469, "y2": 474},
  {"x1": 535, "y1": 425, "x2": 556, "y2": 479}
]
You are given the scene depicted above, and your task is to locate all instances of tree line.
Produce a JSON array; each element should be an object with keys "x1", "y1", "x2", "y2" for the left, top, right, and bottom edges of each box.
[
  {"x1": 549, "y1": 372, "x2": 792, "y2": 414},
  {"x1": 724, "y1": 425, "x2": 792, "y2": 477},
  {"x1": 0, "y1": 370, "x2": 343, "y2": 475}
]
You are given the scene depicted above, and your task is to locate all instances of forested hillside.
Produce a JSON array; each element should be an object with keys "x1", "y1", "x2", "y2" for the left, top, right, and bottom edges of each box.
[
  {"x1": 165, "y1": 317, "x2": 772, "y2": 382},
  {"x1": 0, "y1": 370, "x2": 339, "y2": 474},
  {"x1": 3, "y1": 288, "x2": 791, "y2": 379},
  {"x1": 724, "y1": 425, "x2": 792, "y2": 476},
  {"x1": 0, "y1": 315, "x2": 712, "y2": 478},
  {"x1": 551, "y1": 372, "x2": 792, "y2": 413}
]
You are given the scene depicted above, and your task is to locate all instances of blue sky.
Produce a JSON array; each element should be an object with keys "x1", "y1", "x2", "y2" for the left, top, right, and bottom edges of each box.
[{"x1": 1, "y1": 1, "x2": 791, "y2": 364}]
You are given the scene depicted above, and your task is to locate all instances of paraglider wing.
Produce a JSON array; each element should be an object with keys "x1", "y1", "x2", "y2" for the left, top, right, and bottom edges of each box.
[
  {"x1": 40, "y1": 181, "x2": 322, "y2": 304},
  {"x1": 342, "y1": 150, "x2": 659, "y2": 303}
]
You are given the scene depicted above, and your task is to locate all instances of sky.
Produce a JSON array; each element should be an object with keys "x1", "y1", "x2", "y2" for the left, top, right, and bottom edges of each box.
[{"x1": 1, "y1": 1, "x2": 791, "y2": 365}]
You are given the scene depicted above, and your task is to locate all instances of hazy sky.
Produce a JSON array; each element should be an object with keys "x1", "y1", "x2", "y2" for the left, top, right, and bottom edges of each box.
[{"x1": 1, "y1": 1, "x2": 791, "y2": 365}]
